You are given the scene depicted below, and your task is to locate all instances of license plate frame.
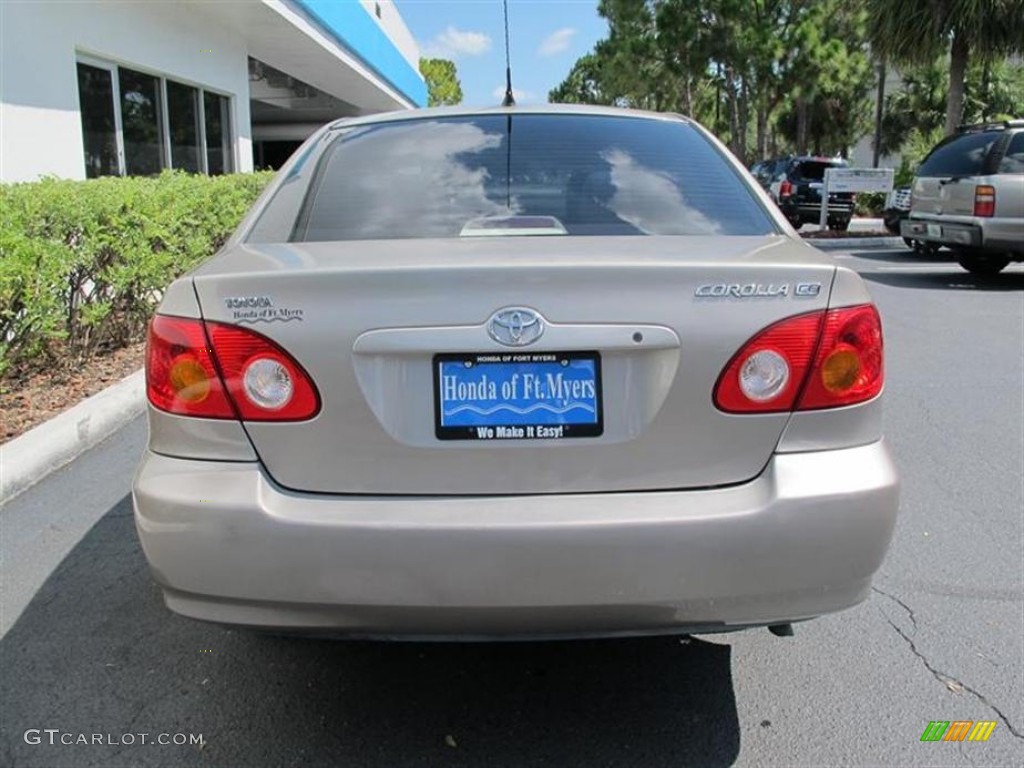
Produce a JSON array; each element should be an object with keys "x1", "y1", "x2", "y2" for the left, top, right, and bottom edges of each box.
[
  {"x1": 434, "y1": 351, "x2": 603, "y2": 441},
  {"x1": 927, "y1": 223, "x2": 942, "y2": 238}
]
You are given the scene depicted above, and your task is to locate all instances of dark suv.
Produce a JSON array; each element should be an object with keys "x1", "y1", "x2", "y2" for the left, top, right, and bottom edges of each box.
[
  {"x1": 750, "y1": 156, "x2": 855, "y2": 231},
  {"x1": 901, "y1": 120, "x2": 1024, "y2": 275}
]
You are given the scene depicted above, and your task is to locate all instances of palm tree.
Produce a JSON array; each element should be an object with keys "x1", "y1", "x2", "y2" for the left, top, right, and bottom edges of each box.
[{"x1": 864, "y1": 0, "x2": 1024, "y2": 135}]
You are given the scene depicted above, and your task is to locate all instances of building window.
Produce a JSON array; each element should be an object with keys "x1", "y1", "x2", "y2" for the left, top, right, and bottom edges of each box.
[
  {"x1": 119, "y1": 67, "x2": 166, "y2": 175},
  {"x1": 75, "y1": 56, "x2": 234, "y2": 177},
  {"x1": 204, "y1": 92, "x2": 232, "y2": 175},
  {"x1": 76, "y1": 63, "x2": 119, "y2": 179},
  {"x1": 167, "y1": 80, "x2": 201, "y2": 173}
]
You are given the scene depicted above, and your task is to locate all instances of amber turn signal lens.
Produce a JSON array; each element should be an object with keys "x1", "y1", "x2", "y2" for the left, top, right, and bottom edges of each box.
[
  {"x1": 169, "y1": 355, "x2": 211, "y2": 403},
  {"x1": 821, "y1": 347, "x2": 861, "y2": 392}
]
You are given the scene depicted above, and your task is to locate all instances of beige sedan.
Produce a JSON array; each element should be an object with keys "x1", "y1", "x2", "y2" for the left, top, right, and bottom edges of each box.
[{"x1": 133, "y1": 105, "x2": 899, "y2": 639}]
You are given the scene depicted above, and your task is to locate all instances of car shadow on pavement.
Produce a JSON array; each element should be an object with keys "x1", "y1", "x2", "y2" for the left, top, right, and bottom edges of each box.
[
  {"x1": 836, "y1": 247, "x2": 938, "y2": 264},
  {"x1": 860, "y1": 269, "x2": 1024, "y2": 292},
  {"x1": 840, "y1": 248, "x2": 1024, "y2": 290},
  {"x1": 1, "y1": 495, "x2": 740, "y2": 768}
]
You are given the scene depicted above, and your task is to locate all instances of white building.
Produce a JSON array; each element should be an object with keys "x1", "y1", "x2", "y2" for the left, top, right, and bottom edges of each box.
[
  {"x1": 0, "y1": 0, "x2": 425, "y2": 182},
  {"x1": 848, "y1": 64, "x2": 905, "y2": 172}
]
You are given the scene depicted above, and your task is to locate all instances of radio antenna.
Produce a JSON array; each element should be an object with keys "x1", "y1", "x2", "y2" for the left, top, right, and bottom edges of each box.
[{"x1": 502, "y1": 0, "x2": 515, "y2": 106}]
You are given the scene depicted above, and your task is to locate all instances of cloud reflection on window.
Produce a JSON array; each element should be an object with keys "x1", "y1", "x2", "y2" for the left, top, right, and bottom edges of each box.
[
  {"x1": 307, "y1": 121, "x2": 510, "y2": 240},
  {"x1": 600, "y1": 148, "x2": 723, "y2": 236}
]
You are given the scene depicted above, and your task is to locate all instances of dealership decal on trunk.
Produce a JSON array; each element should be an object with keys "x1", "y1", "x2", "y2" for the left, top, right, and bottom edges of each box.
[
  {"x1": 223, "y1": 296, "x2": 304, "y2": 324},
  {"x1": 225, "y1": 296, "x2": 273, "y2": 309}
]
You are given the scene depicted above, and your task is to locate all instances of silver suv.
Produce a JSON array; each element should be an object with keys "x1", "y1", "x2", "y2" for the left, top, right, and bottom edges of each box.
[{"x1": 902, "y1": 120, "x2": 1024, "y2": 275}]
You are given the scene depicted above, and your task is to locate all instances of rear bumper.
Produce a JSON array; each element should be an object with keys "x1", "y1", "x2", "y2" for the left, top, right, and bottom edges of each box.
[
  {"x1": 133, "y1": 442, "x2": 899, "y2": 638},
  {"x1": 902, "y1": 218, "x2": 981, "y2": 247},
  {"x1": 781, "y1": 201, "x2": 853, "y2": 221},
  {"x1": 902, "y1": 217, "x2": 1023, "y2": 254}
]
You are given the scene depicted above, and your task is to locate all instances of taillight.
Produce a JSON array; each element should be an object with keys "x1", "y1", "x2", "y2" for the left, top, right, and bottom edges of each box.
[
  {"x1": 146, "y1": 315, "x2": 320, "y2": 421},
  {"x1": 798, "y1": 305, "x2": 883, "y2": 409},
  {"x1": 714, "y1": 311, "x2": 822, "y2": 413},
  {"x1": 714, "y1": 304, "x2": 883, "y2": 413},
  {"x1": 147, "y1": 316, "x2": 235, "y2": 418},
  {"x1": 974, "y1": 185, "x2": 995, "y2": 217},
  {"x1": 205, "y1": 321, "x2": 320, "y2": 421},
  {"x1": 779, "y1": 180, "x2": 794, "y2": 198}
]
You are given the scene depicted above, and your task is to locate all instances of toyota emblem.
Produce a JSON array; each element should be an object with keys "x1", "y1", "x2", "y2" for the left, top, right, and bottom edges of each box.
[{"x1": 487, "y1": 307, "x2": 545, "y2": 347}]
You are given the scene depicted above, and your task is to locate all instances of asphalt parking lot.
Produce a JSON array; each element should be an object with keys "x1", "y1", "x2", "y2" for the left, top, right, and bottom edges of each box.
[{"x1": 2, "y1": 246, "x2": 1022, "y2": 767}]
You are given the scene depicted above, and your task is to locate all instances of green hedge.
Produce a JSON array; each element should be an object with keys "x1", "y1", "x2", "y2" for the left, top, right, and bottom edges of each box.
[
  {"x1": 0, "y1": 170, "x2": 274, "y2": 380},
  {"x1": 854, "y1": 192, "x2": 887, "y2": 217}
]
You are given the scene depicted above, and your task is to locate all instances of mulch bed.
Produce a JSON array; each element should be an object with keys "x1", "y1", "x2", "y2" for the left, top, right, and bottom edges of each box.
[{"x1": 1, "y1": 342, "x2": 145, "y2": 444}]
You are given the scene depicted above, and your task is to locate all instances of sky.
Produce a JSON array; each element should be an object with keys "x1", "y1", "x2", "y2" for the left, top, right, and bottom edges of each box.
[{"x1": 395, "y1": 1, "x2": 608, "y2": 106}]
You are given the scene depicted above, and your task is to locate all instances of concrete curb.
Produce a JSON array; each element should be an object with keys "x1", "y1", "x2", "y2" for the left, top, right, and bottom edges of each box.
[
  {"x1": 804, "y1": 237, "x2": 907, "y2": 251},
  {"x1": 1, "y1": 368, "x2": 146, "y2": 505}
]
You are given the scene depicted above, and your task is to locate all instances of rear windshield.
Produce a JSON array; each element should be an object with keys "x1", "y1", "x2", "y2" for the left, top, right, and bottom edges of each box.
[
  {"x1": 281, "y1": 114, "x2": 775, "y2": 241},
  {"x1": 789, "y1": 160, "x2": 844, "y2": 182},
  {"x1": 917, "y1": 131, "x2": 999, "y2": 177}
]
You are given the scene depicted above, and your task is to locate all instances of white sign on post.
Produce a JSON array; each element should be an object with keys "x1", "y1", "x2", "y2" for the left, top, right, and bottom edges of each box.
[{"x1": 819, "y1": 167, "x2": 894, "y2": 230}]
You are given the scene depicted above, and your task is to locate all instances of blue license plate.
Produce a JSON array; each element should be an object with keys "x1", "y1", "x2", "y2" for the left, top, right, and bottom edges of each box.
[{"x1": 434, "y1": 352, "x2": 603, "y2": 440}]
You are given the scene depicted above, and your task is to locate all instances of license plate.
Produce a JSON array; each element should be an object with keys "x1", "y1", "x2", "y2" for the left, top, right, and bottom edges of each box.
[
  {"x1": 927, "y1": 223, "x2": 942, "y2": 238},
  {"x1": 434, "y1": 352, "x2": 603, "y2": 440}
]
